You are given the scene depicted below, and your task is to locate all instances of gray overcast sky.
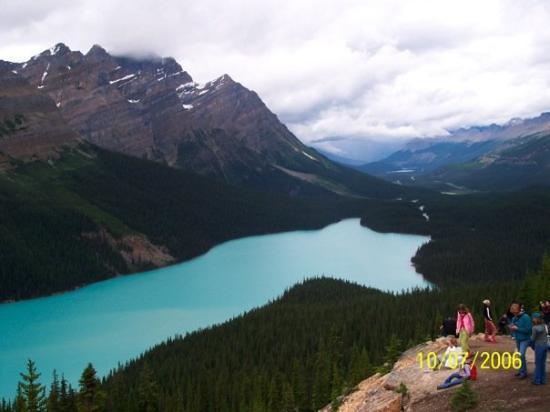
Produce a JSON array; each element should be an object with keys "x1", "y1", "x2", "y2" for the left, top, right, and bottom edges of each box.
[{"x1": 2, "y1": 0, "x2": 550, "y2": 152}]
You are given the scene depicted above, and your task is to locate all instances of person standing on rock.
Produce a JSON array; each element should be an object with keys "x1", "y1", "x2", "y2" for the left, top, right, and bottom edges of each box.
[
  {"x1": 539, "y1": 300, "x2": 550, "y2": 328},
  {"x1": 509, "y1": 302, "x2": 532, "y2": 379},
  {"x1": 456, "y1": 304, "x2": 475, "y2": 353},
  {"x1": 482, "y1": 299, "x2": 497, "y2": 343},
  {"x1": 531, "y1": 312, "x2": 548, "y2": 385}
]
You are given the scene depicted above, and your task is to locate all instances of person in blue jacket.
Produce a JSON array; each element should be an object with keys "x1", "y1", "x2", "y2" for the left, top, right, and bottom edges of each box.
[{"x1": 508, "y1": 302, "x2": 533, "y2": 379}]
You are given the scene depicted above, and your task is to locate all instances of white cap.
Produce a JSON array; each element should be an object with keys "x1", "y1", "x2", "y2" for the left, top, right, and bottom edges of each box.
[{"x1": 483, "y1": 299, "x2": 490, "y2": 305}]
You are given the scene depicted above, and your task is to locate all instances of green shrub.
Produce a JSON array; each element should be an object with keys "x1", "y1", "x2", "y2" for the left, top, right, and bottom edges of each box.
[
  {"x1": 396, "y1": 382, "x2": 408, "y2": 396},
  {"x1": 450, "y1": 380, "x2": 478, "y2": 412}
]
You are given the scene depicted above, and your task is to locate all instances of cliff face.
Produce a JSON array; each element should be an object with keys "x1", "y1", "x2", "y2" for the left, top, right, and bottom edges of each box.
[
  {"x1": 13, "y1": 44, "x2": 326, "y2": 187},
  {"x1": 321, "y1": 339, "x2": 449, "y2": 412}
]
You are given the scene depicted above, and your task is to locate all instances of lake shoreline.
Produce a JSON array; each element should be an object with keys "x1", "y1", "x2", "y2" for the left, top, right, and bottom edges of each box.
[
  {"x1": 1, "y1": 217, "x2": 350, "y2": 306},
  {"x1": 2, "y1": 216, "x2": 433, "y2": 306},
  {"x1": 1, "y1": 219, "x2": 429, "y2": 398}
]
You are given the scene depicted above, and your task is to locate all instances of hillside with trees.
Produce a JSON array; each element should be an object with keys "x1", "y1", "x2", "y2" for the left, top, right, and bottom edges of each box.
[{"x1": 0, "y1": 145, "x2": 371, "y2": 301}]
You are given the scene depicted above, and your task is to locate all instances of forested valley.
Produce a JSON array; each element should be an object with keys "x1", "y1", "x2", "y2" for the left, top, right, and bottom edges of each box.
[
  {"x1": 4, "y1": 141, "x2": 550, "y2": 412},
  {"x1": 0, "y1": 146, "x2": 368, "y2": 301}
]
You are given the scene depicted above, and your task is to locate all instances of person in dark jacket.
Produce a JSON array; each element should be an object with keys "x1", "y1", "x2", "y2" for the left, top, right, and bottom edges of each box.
[
  {"x1": 498, "y1": 314, "x2": 509, "y2": 335},
  {"x1": 509, "y1": 302, "x2": 533, "y2": 379},
  {"x1": 483, "y1": 299, "x2": 497, "y2": 343},
  {"x1": 540, "y1": 300, "x2": 550, "y2": 327},
  {"x1": 441, "y1": 317, "x2": 457, "y2": 337}
]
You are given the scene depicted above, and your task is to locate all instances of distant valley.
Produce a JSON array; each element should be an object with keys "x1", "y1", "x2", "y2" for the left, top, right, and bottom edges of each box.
[{"x1": 358, "y1": 112, "x2": 550, "y2": 192}]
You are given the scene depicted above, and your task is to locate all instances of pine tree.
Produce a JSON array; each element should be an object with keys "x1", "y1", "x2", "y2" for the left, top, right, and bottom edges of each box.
[
  {"x1": 383, "y1": 335, "x2": 402, "y2": 367},
  {"x1": 312, "y1": 339, "x2": 332, "y2": 411},
  {"x1": 77, "y1": 364, "x2": 105, "y2": 412},
  {"x1": 290, "y1": 360, "x2": 307, "y2": 412},
  {"x1": 266, "y1": 377, "x2": 280, "y2": 412},
  {"x1": 330, "y1": 362, "x2": 343, "y2": 400},
  {"x1": 281, "y1": 381, "x2": 295, "y2": 412},
  {"x1": 348, "y1": 346, "x2": 371, "y2": 385},
  {"x1": 137, "y1": 363, "x2": 159, "y2": 412},
  {"x1": 0, "y1": 399, "x2": 12, "y2": 412},
  {"x1": 47, "y1": 371, "x2": 61, "y2": 412},
  {"x1": 14, "y1": 384, "x2": 25, "y2": 412},
  {"x1": 19, "y1": 359, "x2": 46, "y2": 412},
  {"x1": 59, "y1": 376, "x2": 77, "y2": 412}
]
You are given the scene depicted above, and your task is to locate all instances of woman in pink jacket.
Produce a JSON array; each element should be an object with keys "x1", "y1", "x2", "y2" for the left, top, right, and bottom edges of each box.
[{"x1": 456, "y1": 304, "x2": 475, "y2": 352}]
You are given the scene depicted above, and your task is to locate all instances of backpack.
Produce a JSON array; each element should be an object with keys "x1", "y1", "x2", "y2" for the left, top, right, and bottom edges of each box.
[{"x1": 469, "y1": 364, "x2": 477, "y2": 381}]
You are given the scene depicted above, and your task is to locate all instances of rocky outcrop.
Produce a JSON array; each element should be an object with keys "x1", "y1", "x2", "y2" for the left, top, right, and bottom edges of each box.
[
  {"x1": 82, "y1": 228, "x2": 175, "y2": 270},
  {"x1": 323, "y1": 334, "x2": 549, "y2": 412},
  {"x1": 321, "y1": 339, "x2": 449, "y2": 412}
]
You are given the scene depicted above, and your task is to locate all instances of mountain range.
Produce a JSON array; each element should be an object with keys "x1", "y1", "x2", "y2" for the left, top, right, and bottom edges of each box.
[
  {"x1": 3, "y1": 43, "x2": 412, "y2": 198},
  {"x1": 358, "y1": 112, "x2": 550, "y2": 192}
]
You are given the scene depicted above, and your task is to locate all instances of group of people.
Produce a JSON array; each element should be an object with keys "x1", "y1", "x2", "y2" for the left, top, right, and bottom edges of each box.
[
  {"x1": 437, "y1": 299, "x2": 550, "y2": 389},
  {"x1": 506, "y1": 301, "x2": 549, "y2": 385}
]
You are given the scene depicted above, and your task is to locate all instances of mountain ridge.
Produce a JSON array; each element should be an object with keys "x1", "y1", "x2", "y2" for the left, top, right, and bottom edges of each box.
[{"x1": 6, "y1": 43, "x2": 417, "y2": 198}]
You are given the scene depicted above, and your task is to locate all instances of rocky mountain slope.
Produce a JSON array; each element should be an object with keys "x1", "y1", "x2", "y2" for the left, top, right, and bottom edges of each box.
[
  {"x1": 9, "y1": 44, "x2": 309, "y2": 184},
  {"x1": 7, "y1": 43, "x2": 409, "y2": 197},
  {"x1": 0, "y1": 62, "x2": 79, "y2": 162},
  {"x1": 2, "y1": 43, "x2": 379, "y2": 193},
  {"x1": 325, "y1": 334, "x2": 550, "y2": 412}
]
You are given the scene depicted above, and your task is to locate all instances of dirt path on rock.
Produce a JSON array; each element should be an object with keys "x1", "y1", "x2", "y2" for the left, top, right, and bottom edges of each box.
[
  {"x1": 326, "y1": 334, "x2": 550, "y2": 412},
  {"x1": 412, "y1": 335, "x2": 550, "y2": 412}
]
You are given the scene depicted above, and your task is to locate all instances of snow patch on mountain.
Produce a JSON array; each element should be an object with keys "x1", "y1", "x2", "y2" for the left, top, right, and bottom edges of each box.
[
  {"x1": 110, "y1": 74, "x2": 136, "y2": 84},
  {"x1": 40, "y1": 63, "x2": 50, "y2": 84},
  {"x1": 302, "y1": 151, "x2": 317, "y2": 161},
  {"x1": 419, "y1": 205, "x2": 430, "y2": 221}
]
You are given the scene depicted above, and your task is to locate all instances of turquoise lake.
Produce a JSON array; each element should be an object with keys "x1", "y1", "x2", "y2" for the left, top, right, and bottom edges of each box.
[{"x1": 0, "y1": 218, "x2": 429, "y2": 397}]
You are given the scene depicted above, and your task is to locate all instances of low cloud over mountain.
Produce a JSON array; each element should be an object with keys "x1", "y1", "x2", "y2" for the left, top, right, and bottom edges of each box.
[{"x1": 3, "y1": 0, "x2": 550, "y2": 155}]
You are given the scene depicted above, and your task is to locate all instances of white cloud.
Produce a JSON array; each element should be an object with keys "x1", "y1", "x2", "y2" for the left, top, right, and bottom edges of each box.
[{"x1": 2, "y1": 0, "x2": 550, "y2": 146}]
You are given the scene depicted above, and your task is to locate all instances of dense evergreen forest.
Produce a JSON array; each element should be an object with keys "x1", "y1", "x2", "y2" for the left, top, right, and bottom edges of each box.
[
  {"x1": 360, "y1": 188, "x2": 550, "y2": 285},
  {"x1": 4, "y1": 143, "x2": 550, "y2": 301},
  {"x1": 3, "y1": 255, "x2": 549, "y2": 411}
]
